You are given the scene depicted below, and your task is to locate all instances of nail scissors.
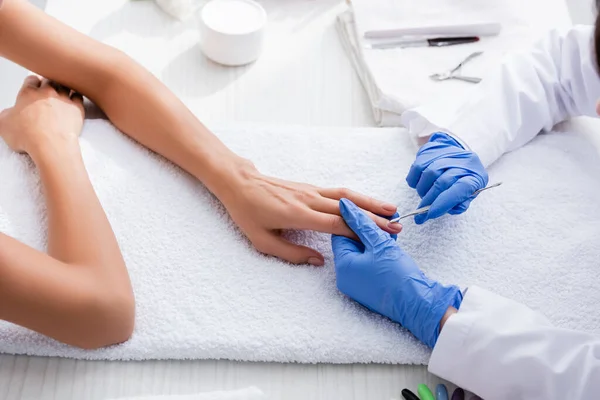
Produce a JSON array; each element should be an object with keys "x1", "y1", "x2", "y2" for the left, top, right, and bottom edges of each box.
[{"x1": 429, "y1": 51, "x2": 483, "y2": 84}]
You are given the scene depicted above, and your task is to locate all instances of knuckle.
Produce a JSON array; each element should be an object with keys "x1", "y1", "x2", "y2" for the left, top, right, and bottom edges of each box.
[
  {"x1": 409, "y1": 162, "x2": 424, "y2": 174},
  {"x1": 295, "y1": 190, "x2": 312, "y2": 204},
  {"x1": 363, "y1": 195, "x2": 376, "y2": 207},
  {"x1": 481, "y1": 169, "x2": 490, "y2": 183},
  {"x1": 337, "y1": 187, "x2": 351, "y2": 199},
  {"x1": 422, "y1": 165, "x2": 439, "y2": 180},
  {"x1": 330, "y1": 216, "x2": 347, "y2": 232},
  {"x1": 434, "y1": 175, "x2": 452, "y2": 190}
]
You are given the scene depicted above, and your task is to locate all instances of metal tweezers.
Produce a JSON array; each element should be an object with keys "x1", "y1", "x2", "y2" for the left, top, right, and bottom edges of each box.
[{"x1": 390, "y1": 182, "x2": 502, "y2": 223}]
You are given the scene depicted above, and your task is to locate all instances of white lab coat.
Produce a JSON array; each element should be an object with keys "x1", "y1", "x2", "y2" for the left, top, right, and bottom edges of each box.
[{"x1": 402, "y1": 26, "x2": 600, "y2": 399}]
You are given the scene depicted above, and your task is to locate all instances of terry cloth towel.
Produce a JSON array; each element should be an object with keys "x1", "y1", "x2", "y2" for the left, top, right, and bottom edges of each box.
[
  {"x1": 108, "y1": 387, "x2": 266, "y2": 400},
  {"x1": 2, "y1": 120, "x2": 600, "y2": 363},
  {"x1": 337, "y1": 0, "x2": 572, "y2": 126}
]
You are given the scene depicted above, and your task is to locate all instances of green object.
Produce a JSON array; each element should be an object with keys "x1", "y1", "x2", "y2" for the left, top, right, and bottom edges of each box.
[{"x1": 418, "y1": 384, "x2": 435, "y2": 400}]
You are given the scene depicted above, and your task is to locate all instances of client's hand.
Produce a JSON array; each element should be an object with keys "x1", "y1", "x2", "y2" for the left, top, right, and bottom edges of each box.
[
  {"x1": 331, "y1": 199, "x2": 462, "y2": 348},
  {"x1": 407, "y1": 132, "x2": 488, "y2": 224},
  {"x1": 0, "y1": 76, "x2": 84, "y2": 155},
  {"x1": 220, "y1": 168, "x2": 402, "y2": 266}
]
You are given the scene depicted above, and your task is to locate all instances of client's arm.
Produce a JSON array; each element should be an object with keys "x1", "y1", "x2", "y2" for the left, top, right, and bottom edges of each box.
[
  {"x1": 0, "y1": 77, "x2": 134, "y2": 349},
  {"x1": 0, "y1": 0, "x2": 400, "y2": 266}
]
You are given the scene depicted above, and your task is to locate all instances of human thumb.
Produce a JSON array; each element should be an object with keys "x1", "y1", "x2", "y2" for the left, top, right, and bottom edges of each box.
[
  {"x1": 339, "y1": 198, "x2": 387, "y2": 248},
  {"x1": 331, "y1": 234, "x2": 362, "y2": 263}
]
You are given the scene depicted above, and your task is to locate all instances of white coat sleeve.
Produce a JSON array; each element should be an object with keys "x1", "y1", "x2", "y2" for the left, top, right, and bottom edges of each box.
[
  {"x1": 401, "y1": 26, "x2": 600, "y2": 167},
  {"x1": 429, "y1": 286, "x2": 600, "y2": 399}
]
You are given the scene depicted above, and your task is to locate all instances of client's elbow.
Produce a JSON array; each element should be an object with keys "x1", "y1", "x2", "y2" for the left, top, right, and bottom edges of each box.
[
  {"x1": 70, "y1": 278, "x2": 135, "y2": 350},
  {"x1": 87, "y1": 293, "x2": 135, "y2": 350}
]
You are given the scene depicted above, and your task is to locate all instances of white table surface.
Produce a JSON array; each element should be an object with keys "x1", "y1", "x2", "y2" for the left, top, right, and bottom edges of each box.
[{"x1": 0, "y1": 0, "x2": 589, "y2": 399}]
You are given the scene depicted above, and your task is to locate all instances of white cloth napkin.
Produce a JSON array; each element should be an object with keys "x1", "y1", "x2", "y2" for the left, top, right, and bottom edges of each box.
[{"x1": 337, "y1": 0, "x2": 572, "y2": 126}]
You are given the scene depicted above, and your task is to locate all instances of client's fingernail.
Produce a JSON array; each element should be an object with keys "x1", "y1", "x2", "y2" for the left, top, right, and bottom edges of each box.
[
  {"x1": 388, "y1": 222, "x2": 402, "y2": 232},
  {"x1": 383, "y1": 203, "x2": 397, "y2": 212},
  {"x1": 308, "y1": 257, "x2": 324, "y2": 266}
]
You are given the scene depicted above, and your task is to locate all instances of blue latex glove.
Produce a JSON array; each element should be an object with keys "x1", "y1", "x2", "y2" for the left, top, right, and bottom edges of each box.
[
  {"x1": 332, "y1": 199, "x2": 462, "y2": 348},
  {"x1": 406, "y1": 132, "x2": 488, "y2": 224}
]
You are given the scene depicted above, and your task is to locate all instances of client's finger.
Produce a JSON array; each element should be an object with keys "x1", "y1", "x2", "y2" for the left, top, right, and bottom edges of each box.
[
  {"x1": 309, "y1": 197, "x2": 402, "y2": 234},
  {"x1": 50, "y1": 82, "x2": 71, "y2": 96},
  {"x1": 40, "y1": 78, "x2": 52, "y2": 89},
  {"x1": 252, "y1": 232, "x2": 324, "y2": 266},
  {"x1": 19, "y1": 76, "x2": 41, "y2": 94},
  {"x1": 384, "y1": 211, "x2": 400, "y2": 240},
  {"x1": 70, "y1": 91, "x2": 84, "y2": 104},
  {"x1": 70, "y1": 91, "x2": 85, "y2": 114},
  {"x1": 41, "y1": 79, "x2": 65, "y2": 94},
  {"x1": 290, "y1": 211, "x2": 358, "y2": 240},
  {"x1": 318, "y1": 187, "x2": 397, "y2": 216}
]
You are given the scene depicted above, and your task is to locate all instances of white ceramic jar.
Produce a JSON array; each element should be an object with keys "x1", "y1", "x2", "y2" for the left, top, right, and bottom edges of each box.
[{"x1": 198, "y1": 0, "x2": 267, "y2": 66}]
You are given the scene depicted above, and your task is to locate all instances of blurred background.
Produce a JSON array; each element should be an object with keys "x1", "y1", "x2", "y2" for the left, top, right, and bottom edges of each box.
[{"x1": 0, "y1": 0, "x2": 595, "y2": 111}]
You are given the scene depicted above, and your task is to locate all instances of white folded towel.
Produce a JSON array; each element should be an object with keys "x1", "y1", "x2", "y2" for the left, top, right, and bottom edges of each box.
[
  {"x1": 109, "y1": 387, "x2": 266, "y2": 400},
  {"x1": 337, "y1": 0, "x2": 572, "y2": 126},
  {"x1": 1, "y1": 120, "x2": 600, "y2": 364}
]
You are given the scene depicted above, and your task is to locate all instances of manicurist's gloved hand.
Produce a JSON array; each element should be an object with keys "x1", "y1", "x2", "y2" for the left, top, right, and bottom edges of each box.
[
  {"x1": 331, "y1": 199, "x2": 463, "y2": 348},
  {"x1": 406, "y1": 132, "x2": 488, "y2": 224}
]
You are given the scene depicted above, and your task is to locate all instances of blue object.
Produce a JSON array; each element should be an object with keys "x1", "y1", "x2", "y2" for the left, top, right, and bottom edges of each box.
[
  {"x1": 406, "y1": 132, "x2": 488, "y2": 224},
  {"x1": 331, "y1": 199, "x2": 463, "y2": 348},
  {"x1": 436, "y1": 384, "x2": 449, "y2": 400}
]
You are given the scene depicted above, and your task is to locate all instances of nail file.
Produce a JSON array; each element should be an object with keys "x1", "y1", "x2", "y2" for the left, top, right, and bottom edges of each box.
[{"x1": 389, "y1": 182, "x2": 503, "y2": 224}]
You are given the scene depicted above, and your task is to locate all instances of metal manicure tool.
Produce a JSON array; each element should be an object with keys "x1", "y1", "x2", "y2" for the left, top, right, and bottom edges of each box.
[
  {"x1": 429, "y1": 51, "x2": 483, "y2": 84},
  {"x1": 390, "y1": 182, "x2": 503, "y2": 223}
]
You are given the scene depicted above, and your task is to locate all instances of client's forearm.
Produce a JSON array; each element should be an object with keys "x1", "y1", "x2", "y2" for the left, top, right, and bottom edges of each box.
[
  {"x1": 34, "y1": 139, "x2": 129, "y2": 283},
  {"x1": 94, "y1": 66, "x2": 245, "y2": 198},
  {"x1": 0, "y1": 0, "x2": 243, "y2": 198},
  {"x1": 0, "y1": 140, "x2": 135, "y2": 348}
]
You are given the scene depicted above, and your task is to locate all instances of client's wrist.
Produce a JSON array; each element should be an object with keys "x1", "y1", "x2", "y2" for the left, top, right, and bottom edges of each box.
[
  {"x1": 29, "y1": 136, "x2": 81, "y2": 164},
  {"x1": 203, "y1": 155, "x2": 258, "y2": 203}
]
